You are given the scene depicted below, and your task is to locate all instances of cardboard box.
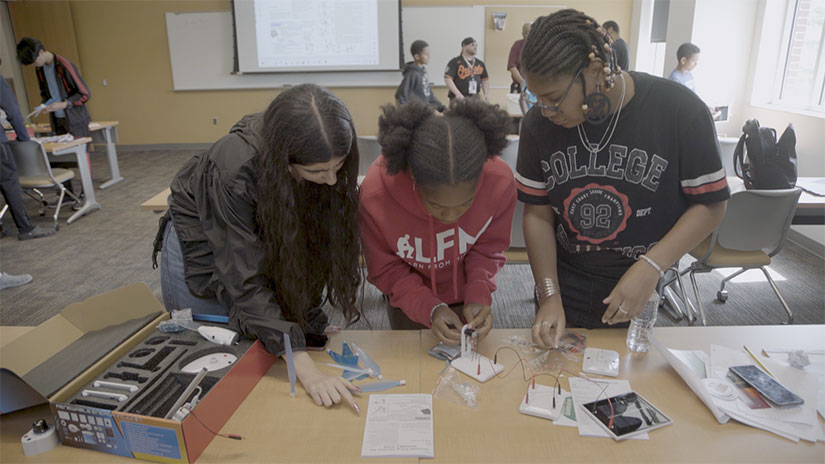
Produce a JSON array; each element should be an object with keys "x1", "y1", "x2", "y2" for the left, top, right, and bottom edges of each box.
[{"x1": 0, "y1": 283, "x2": 275, "y2": 463}]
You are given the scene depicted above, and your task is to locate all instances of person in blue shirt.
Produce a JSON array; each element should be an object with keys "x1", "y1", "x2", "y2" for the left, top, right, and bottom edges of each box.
[
  {"x1": 667, "y1": 43, "x2": 700, "y2": 93},
  {"x1": 1, "y1": 65, "x2": 56, "y2": 242}
]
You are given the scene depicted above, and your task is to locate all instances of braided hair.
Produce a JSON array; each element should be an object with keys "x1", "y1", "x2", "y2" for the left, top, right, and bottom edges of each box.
[
  {"x1": 378, "y1": 98, "x2": 510, "y2": 188},
  {"x1": 521, "y1": 9, "x2": 619, "y2": 86}
]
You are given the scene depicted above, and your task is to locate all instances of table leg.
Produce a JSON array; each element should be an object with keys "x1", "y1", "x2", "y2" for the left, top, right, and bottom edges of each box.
[
  {"x1": 99, "y1": 127, "x2": 124, "y2": 189},
  {"x1": 67, "y1": 145, "x2": 101, "y2": 224}
]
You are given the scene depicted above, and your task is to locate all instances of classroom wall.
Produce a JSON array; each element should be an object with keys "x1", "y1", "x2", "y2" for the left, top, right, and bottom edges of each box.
[{"x1": 9, "y1": 0, "x2": 632, "y2": 144}]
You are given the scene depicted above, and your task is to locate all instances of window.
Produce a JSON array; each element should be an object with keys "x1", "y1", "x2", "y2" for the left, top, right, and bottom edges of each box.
[{"x1": 776, "y1": 0, "x2": 825, "y2": 111}]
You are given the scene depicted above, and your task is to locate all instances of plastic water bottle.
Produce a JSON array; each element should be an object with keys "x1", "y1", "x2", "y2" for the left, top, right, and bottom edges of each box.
[{"x1": 626, "y1": 292, "x2": 660, "y2": 353}]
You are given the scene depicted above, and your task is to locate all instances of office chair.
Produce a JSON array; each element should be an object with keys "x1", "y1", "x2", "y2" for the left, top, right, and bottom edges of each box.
[
  {"x1": 679, "y1": 188, "x2": 802, "y2": 325},
  {"x1": 9, "y1": 140, "x2": 80, "y2": 230}
]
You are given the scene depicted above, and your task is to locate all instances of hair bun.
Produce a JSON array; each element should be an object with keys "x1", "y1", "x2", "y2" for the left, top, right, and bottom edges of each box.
[
  {"x1": 377, "y1": 100, "x2": 435, "y2": 174},
  {"x1": 445, "y1": 99, "x2": 510, "y2": 158}
]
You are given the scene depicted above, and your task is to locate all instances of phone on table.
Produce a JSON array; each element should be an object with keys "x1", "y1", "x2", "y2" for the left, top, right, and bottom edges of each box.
[
  {"x1": 305, "y1": 333, "x2": 329, "y2": 351},
  {"x1": 728, "y1": 365, "x2": 804, "y2": 406}
]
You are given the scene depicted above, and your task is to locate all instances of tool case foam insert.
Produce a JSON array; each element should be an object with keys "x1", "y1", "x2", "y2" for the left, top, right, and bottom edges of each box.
[{"x1": 0, "y1": 283, "x2": 275, "y2": 463}]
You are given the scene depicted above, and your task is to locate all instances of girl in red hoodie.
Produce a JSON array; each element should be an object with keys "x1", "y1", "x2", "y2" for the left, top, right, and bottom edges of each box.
[{"x1": 359, "y1": 99, "x2": 517, "y2": 344}]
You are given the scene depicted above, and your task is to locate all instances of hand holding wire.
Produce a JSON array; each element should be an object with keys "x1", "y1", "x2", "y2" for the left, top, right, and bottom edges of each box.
[
  {"x1": 532, "y1": 296, "x2": 565, "y2": 349},
  {"x1": 463, "y1": 304, "x2": 493, "y2": 340}
]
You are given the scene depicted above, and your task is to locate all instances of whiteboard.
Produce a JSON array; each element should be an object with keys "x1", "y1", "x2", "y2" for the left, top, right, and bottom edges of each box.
[{"x1": 165, "y1": 6, "x2": 484, "y2": 91}]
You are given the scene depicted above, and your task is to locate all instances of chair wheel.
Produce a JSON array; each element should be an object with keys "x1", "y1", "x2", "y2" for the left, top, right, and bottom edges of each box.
[
  {"x1": 716, "y1": 290, "x2": 728, "y2": 302},
  {"x1": 54, "y1": 224, "x2": 60, "y2": 232},
  {"x1": 39, "y1": 211, "x2": 45, "y2": 216}
]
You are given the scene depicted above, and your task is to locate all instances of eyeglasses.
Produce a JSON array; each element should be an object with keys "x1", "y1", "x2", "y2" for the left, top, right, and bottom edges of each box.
[{"x1": 534, "y1": 67, "x2": 584, "y2": 113}]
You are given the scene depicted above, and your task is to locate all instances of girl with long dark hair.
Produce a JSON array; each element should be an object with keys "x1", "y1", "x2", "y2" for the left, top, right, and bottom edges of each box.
[
  {"x1": 156, "y1": 84, "x2": 362, "y2": 411},
  {"x1": 516, "y1": 10, "x2": 729, "y2": 348}
]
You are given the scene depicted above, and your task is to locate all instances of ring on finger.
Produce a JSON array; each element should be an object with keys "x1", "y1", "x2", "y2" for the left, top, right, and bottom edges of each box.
[
  {"x1": 617, "y1": 306, "x2": 628, "y2": 315},
  {"x1": 541, "y1": 320, "x2": 553, "y2": 328}
]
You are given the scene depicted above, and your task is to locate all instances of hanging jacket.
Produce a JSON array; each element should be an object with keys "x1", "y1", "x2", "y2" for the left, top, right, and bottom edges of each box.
[
  {"x1": 34, "y1": 54, "x2": 91, "y2": 137},
  {"x1": 165, "y1": 114, "x2": 327, "y2": 356},
  {"x1": 395, "y1": 61, "x2": 446, "y2": 112},
  {"x1": 359, "y1": 155, "x2": 517, "y2": 327}
]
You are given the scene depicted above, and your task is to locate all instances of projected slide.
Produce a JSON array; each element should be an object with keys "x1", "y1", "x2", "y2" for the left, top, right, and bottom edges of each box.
[{"x1": 254, "y1": 0, "x2": 378, "y2": 68}]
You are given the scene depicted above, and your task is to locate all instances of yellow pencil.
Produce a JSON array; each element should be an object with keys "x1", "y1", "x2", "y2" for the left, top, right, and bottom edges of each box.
[{"x1": 743, "y1": 345, "x2": 775, "y2": 378}]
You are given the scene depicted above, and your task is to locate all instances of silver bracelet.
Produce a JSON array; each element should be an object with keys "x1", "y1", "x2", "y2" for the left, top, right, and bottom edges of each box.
[
  {"x1": 536, "y1": 277, "x2": 559, "y2": 304},
  {"x1": 639, "y1": 255, "x2": 664, "y2": 278},
  {"x1": 429, "y1": 303, "x2": 448, "y2": 325}
]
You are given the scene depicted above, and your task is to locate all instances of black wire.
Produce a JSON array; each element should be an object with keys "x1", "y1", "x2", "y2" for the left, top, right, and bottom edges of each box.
[{"x1": 185, "y1": 408, "x2": 242, "y2": 440}]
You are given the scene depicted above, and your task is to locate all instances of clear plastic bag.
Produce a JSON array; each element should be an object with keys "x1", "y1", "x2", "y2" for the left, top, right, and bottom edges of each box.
[
  {"x1": 432, "y1": 366, "x2": 480, "y2": 409},
  {"x1": 157, "y1": 308, "x2": 198, "y2": 333},
  {"x1": 503, "y1": 331, "x2": 587, "y2": 373}
]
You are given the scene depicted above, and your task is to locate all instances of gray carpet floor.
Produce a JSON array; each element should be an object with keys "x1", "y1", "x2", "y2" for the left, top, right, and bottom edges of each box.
[{"x1": 1, "y1": 149, "x2": 823, "y2": 329}]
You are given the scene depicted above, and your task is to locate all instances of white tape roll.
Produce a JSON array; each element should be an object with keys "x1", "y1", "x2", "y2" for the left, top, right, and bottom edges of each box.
[{"x1": 21, "y1": 421, "x2": 59, "y2": 456}]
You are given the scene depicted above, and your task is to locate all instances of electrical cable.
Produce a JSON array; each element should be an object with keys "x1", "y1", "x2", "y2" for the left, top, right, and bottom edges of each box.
[{"x1": 184, "y1": 407, "x2": 242, "y2": 440}]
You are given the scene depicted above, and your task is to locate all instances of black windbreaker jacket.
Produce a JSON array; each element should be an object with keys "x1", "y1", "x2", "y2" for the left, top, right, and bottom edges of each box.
[{"x1": 167, "y1": 114, "x2": 327, "y2": 356}]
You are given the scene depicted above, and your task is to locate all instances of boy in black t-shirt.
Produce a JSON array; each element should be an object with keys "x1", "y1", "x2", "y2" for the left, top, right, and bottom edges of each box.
[
  {"x1": 516, "y1": 10, "x2": 729, "y2": 347},
  {"x1": 444, "y1": 37, "x2": 489, "y2": 101}
]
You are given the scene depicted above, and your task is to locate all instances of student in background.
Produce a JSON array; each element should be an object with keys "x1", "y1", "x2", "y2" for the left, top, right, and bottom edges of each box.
[
  {"x1": 518, "y1": 10, "x2": 728, "y2": 347},
  {"x1": 603, "y1": 21, "x2": 629, "y2": 71},
  {"x1": 0, "y1": 70, "x2": 56, "y2": 241},
  {"x1": 359, "y1": 99, "x2": 516, "y2": 344},
  {"x1": 667, "y1": 42, "x2": 701, "y2": 93},
  {"x1": 507, "y1": 22, "x2": 532, "y2": 93},
  {"x1": 396, "y1": 40, "x2": 445, "y2": 112},
  {"x1": 16, "y1": 37, "x2": 91, "y2": 200},
  {"x1": 444, "y1": 37, "x2": 489, "y2": 101},
  {"x1": 155, "y1": 84, "x2": 362, "y2": 411}
]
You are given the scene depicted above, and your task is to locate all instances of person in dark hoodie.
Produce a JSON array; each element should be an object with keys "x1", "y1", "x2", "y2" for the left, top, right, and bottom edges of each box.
[
  {"x1": 359, "y1": 99, "x2": 516, "y2": 344},
  {"x1": 154, "y1": 84, "x2": 363, "y2": 412},
  {"x1": 395, "y1": 40, "x2": 445, "y2": 112},
  {"x1": 17, "y1": 37, "x2": 91, "y2": 200}
]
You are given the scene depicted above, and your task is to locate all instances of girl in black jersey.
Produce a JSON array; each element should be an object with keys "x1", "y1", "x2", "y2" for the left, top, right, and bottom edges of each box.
[{"x1": 515, "y1": 10, "x2": 729, "y2": 348}]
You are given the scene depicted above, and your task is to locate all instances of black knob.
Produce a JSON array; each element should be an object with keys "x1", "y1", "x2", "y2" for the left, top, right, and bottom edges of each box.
[{"x1": 32, "y1": 419, "x2": 49, "y2": 433}]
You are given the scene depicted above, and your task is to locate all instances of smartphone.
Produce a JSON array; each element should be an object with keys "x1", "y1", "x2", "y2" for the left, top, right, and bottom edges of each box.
[
  {"x1": 728, "y1": 365, "x2": 804, "y2": 406},
  {"x1": 305, "y1": 333, "x2": 329, "y2": 351}
]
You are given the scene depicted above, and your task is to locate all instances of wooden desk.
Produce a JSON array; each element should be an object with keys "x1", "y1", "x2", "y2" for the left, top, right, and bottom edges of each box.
[
  {"x1": 31, "y1": 121, "x2": 123, "y2": 189},
  {"x1": 728, "y1": 176, "x2": 825, "y2": 225},
  {"x1": 1, "y1": 327, "x2": 821, "y2": 463},
  {"x1": 140, "y1": 188, "x2": 171, "y2": 212},
  {"x1": 42, "y1": 138, "x2": 100, "y2": 224},
  {"x1": 0, "y1": 330, "x2": 421, "y2": 464},
  {"x1": 419, "y1": 327, "x2": 823, "y2": 463}
]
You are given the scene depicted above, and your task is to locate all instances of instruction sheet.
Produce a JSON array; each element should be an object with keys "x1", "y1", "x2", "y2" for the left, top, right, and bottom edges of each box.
[{"x1": 361, "y1": 394, "x2": 434, "y2": 458}]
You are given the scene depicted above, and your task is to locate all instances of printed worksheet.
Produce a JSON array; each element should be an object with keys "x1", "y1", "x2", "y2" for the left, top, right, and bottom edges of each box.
[{"x1": 361, "y1": 394, "x2": 434, "y2": 458}]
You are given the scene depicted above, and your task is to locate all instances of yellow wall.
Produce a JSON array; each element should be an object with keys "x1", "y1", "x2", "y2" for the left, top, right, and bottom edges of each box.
[{"x1": 11, "y1": 0, "x2": 631, "y2": 144}]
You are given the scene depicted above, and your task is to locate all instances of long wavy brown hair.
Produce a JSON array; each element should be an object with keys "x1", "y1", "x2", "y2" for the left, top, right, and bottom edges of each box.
[{"x1": 256, "y1": 84, "x2": 361, "y2": 328}]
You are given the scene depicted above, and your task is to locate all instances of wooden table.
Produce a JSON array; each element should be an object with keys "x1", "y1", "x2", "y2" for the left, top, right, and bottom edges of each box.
[
  {"x1": 32, "y1": 122, "x2": 123, "y2": 189},
  {"x1": 420, "y1": 327, "x2": 824, "y2": 463},
  {"x1": 728, "y1": 176, "x2": 825, "y2": 225},
  {"x1": 42, "y1": 137, "x2": 100, "y2": 224},
  {"x1": 1, "y1": 327, "x2": 822, "y2": 463},
  {"x1": 140, "y1": 188, "x2": 170, "y2": 212}
]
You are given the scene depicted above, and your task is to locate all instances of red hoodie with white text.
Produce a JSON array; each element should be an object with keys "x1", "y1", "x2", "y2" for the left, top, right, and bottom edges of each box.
[{"x1": 359, "y1": 155, "x2": 517, "y2": 327}]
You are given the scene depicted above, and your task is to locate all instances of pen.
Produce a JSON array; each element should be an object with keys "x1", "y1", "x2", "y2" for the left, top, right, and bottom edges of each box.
[{"x1": 743, "y1": 345, "x2": 775, "y2": 378}]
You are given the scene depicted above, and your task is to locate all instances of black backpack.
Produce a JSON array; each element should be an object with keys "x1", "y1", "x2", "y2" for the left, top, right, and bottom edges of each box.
[{"x1": 733, "y1": 119, "x2": 797, "y2": 189}]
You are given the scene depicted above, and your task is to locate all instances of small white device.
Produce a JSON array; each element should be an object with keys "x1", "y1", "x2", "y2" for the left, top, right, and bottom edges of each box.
[
  {"x1": 197, "y1": 326, "x2": 238, "y2": 345},
  {"x1": 81, "y1": 389, "x2": 128, "y2": 402},
  {"x1": 519, "y1": 384, "x2": 565, "y2": 421},
  {"x1": 93, "y1": 380, "x2": 138, "y2": 392},
  {"x1": 21, "y1": 420, "x2": 59, "y2": 456},
  {"x1": 582, "y1": 348, "x2": 620, "y2": 377},
  {"x1": 450, "y1": 325, "x2": 504, "y2": 383},
  {"x1": 181, "y1": 352, "x2": 238, "y2": 373}
]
